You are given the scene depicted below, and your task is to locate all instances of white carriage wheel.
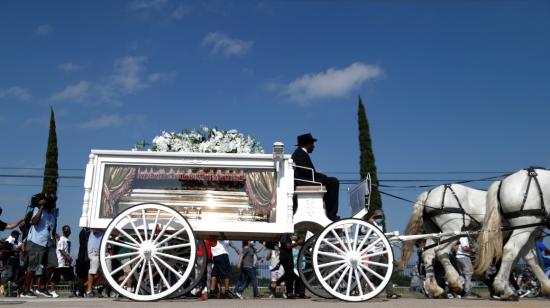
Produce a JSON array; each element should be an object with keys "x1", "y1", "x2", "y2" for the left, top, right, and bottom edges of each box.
[
  {"x1": 100, "y1": 203, "x2": 196, "y2": 301},
  {"x1": 312, "y1": 219, "x2": 393, "y2": 302}
]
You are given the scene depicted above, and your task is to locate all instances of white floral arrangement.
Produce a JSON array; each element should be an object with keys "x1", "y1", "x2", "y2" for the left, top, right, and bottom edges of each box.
[{"x1": 139, "y1": 126, "x2": 263, "y2": 154}]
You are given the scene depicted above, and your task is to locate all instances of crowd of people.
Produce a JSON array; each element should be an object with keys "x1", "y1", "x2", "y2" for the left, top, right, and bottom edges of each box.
[{"x1": 0, "y1": 193, "x2": 108, "y2": 298}]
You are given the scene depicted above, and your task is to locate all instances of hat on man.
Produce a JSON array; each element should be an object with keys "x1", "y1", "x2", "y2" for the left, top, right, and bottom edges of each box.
[{"x1": 296, "y1": 133, "x2": 318, "y2": 146}]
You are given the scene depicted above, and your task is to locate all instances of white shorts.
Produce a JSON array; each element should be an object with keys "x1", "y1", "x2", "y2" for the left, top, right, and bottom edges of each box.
[
  {"x1": 270, "y1": 268, "x2": 284, "y2": 282},
  {"x1": 88, "y1": 253, "x2": 100, "y2": 275}
]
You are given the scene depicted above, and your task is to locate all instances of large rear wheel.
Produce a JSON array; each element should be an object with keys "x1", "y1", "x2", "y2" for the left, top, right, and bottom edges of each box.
[{"x1": 100, "y1": 203, "x2": 197, "y2": 301}]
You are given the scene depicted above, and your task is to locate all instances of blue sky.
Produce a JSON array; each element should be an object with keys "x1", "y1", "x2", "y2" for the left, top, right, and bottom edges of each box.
[{"x1": 1, "y1": 0, "x2": 549, "y2": 254}]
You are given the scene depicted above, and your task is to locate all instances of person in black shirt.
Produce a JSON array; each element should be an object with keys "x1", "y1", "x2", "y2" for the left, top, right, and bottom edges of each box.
[
  {"x1": 279, "y1": 233, "x2": 304, "y2": 299},
  {"x1": 0, "y1": 207, "x2": 24, "y2": 232},
  {"x1": 291, "y1": 133, "x2": 340, "y2": 221}
]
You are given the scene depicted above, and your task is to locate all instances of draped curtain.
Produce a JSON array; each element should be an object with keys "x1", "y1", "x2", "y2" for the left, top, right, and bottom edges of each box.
[
  {"x1": 244, "y1": 171, "x2": 277, "y2": 215},
  {"x1": 101, "y1": 166, "x2": 136, "y2": 217}
]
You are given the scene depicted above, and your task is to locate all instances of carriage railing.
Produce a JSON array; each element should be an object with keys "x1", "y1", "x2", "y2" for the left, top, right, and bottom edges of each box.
[{"x1": 293, "y1": 164, "x2": 324, "y2": 187}]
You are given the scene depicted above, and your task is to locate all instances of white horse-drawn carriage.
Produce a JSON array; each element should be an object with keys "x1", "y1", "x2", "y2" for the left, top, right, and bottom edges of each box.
[{"x1": 78, "y1": 142, "x2": 396, "y2": 302}]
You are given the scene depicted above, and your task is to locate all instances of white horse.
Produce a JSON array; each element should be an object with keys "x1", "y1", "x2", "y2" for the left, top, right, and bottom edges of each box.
[
  {"x1": 475, "y1": 168, "x2": 550, "y2": 300},
  {"x1": 400, "y1": 184, "x2": 486, "y2": 298}
]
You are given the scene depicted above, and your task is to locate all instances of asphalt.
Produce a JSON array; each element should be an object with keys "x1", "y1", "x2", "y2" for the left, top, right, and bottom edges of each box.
[{"x1": 0, "y1": 297, "x2": 547, "y2": 308}]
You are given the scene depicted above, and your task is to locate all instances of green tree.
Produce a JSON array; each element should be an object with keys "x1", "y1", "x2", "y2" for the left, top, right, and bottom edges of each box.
[
  {"x1": 42, "y1": 107, "x2": 58, "y2": 197},
  {"x1": 358, "y1": 96, "x2": 383, "y2": 215}
]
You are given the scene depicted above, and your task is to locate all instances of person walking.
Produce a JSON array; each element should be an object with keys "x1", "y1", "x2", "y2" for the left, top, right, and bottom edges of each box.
[
  {"x1": 369, "y1": 209, "x2": 401, "y2": 299},
  {"x1": 455, "y1": 237, "x2": 476, "y2": 299},
  {"x1": 207, "y1": 236, "x2": 239, "y2": 299},
  {"x1": 266, "y1": 245, "x2": 286, "y2": 298},
  {"x1": 235, "y1": 241, "x2": 265, "y2": 299},
  {"x1": 21, "y1": 193, "x2": 57, "y2": 298},
  {"x1": 52, "y1": 225, "x2": 76, "y2": 297},
  {"x1": 84, "y1": 229, "x2": 103, "y2": 297}
]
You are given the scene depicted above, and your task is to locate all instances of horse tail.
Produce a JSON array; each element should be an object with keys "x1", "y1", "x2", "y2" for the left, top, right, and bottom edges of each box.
[
  {"x1": 398, "y1": 191, "x2": 429, "y2": 270},
  {"x1": 474, "y1": 181, "x2": 503, "y2": 274}
]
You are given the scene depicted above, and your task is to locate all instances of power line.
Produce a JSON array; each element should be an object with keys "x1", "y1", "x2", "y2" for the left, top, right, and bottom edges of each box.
[{"x1": 0, "y1": 167, "x2": 84, "y2": 171}]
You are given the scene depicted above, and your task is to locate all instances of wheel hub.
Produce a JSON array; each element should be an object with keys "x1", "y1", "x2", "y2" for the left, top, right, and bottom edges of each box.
[{"x1": 140, "y1": 240, "x2": 157, "y2": 261}]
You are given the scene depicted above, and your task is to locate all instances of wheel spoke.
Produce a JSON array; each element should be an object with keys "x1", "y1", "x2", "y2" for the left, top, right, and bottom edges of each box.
[
  {"x1": 330, "y1": 229, "x2": 349, "y2": 253},
  {"x1": 106, "y1": 251, "x2": 140, "y2": 260},
  {"x1": 150, "y1": 210, "x2": 160, "y2": 242},
  {"x1": 156, "y1": 228, "x2": 187, "y2": 247},
  {"x1": 359, "y1": 237, "x2": 382, "y2": 255},
  {"x1": 156, "y1": 251, "x2": 190, "y2": 263},
  {"x1": 332, "y1": 266, "x2": 349, "y2": 291},
  {"x1": 357, "y1": 266, "x2": 375, "y2": 291},
  {"x1": 135, "y1": 258, "x2": 147, "y2": 295},
  {"x1": 142, "y1": 209, "x2": 148, "y2": 241},
  {"x1": 154, "y1": 256, "x2": 184, "y2": 279},
  {"x1": 321, "y1": 239, "x2": 347, "y2": 256},
  {"x1": 148, "y1": 260, "x2": 155, "y2": 295},
  {"x1": 362, "y1": 259, "x2": 390, "y2": 268},
  {"x1": 318, "y1": 259, "x2": 347, "y2": 269},
  {"x1": 152, "y1": 257, "x2": 171, "y2": 289},
  {"x1": 127, "y1": 215, "x2": 144, "y2": 242},
  {"x1": 352, "y1": 223, "x2": 360, "y2": 251},
  {"x1": 360, "y1": 263, "x2": 385, "y2": 281},
  {"x1": 323, "y1": 263, "x2": 348, "y2": 282},
  {"x1": 107, "y1": 240, "x2": 139, "y2": 251},
  {"x1": 111, "y1": 255, "x2": 141, "y2": 276},
  {"x1": 346, "y1": 265, "x2": 353, "y2": 296},
  {"x1": 355, "y1": 269, "x2": 364, "y2": 297},
  {"x1": 343, "y1": 224, "x2": 353, "y2": 252},
  {"x1": 115, "y1": 227, "x2": 141, "y2": 247},
  {"x1": 156, "y1": 243, "x2": 192, "y2": 251},
  {"x1": 362, "y1": 250, "x2": 389, "y2": 259},
  {"x1": 317, "y1": 249, "x2": 346, "y2": 260},
  {"x1": 152, "y1": 216, "x2": 175, "y2": 245},
  {"x1": 356, "y1": 228, "x2": 373, "y2": 252},
  {"x1": 120, "y1": 257, "x2": 143, "y2": 287}
]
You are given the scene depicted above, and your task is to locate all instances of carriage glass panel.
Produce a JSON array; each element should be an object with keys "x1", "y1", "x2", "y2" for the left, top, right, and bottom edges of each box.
[{"x1": 98, "y1": 164, "x2": 277, "y2": 222}]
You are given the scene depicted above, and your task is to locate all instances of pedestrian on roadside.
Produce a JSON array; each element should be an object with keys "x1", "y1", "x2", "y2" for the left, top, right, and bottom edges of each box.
[
  {"x1": 235, "y1": 241, "x2": 265, "y2": 299},
  {"x1": 51, "y1": 225, "x2": 77, "y2": 297},
  {"x1": 84, "y1": 229, "x2": 103, "y2": 297},
  {"x1": 21, "y1": 193, "x2": 57, "y2": 298},
  {"x1": 207, "y1": 236, "x2": 240, "y2": 299},
  {"x1": 454, "y1": 237, "x2": 476, "y2": 299}
]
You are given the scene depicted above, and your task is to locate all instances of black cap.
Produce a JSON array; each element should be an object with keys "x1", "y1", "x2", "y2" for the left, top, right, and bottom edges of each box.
[{"x1": 296, "y1": 133, "x2": 318, "y2": 146}]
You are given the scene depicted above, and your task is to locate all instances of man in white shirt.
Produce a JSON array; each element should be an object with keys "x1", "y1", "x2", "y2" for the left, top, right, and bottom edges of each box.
[
  {"x1": 52, "y1": 225, "x2": 76, "y2": 297},
  {"x1": 454, "y1": 237, "x2": 475, "y2": 298},
  {"x1": 207, "y1": 236, "x2": 240, "y2": 299}
]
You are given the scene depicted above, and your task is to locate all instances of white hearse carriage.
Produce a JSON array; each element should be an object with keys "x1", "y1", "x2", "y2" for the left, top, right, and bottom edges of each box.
[{"x1": 79, "y1": 142, "x2": 394, "y2": 302}]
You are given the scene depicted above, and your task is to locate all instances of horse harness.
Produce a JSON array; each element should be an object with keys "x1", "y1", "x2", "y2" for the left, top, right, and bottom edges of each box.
[
  {"x1": 423, "y1": 184, "x2": 481, "y2": 229},
  {"x1": 498, "y1": 167, "x2": 549, "y2": 226}
]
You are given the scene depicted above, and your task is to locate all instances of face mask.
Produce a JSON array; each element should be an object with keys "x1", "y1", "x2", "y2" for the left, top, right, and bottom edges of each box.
[{"x1": 375, "y1": 218, "x2": 384, "y2": 225}]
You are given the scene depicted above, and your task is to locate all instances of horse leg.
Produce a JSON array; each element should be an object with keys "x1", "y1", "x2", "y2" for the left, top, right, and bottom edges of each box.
[
  {"x1": 523, "y1": 238, "x2": 550, "y2": 296},
  {"x1": 435, "y1": 241, "x2": 463, "y2": 295},
  {"x1": 493, "y1": 229, "x2": 533, "y2": 301},
  {"x1": 423, "y1": 239, "x2": 446, "y2": 298}
]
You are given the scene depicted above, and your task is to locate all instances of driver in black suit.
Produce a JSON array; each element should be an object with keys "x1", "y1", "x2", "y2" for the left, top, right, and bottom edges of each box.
[{"x1": 291, "y1": 133, "x2": 340, "y2": 221}]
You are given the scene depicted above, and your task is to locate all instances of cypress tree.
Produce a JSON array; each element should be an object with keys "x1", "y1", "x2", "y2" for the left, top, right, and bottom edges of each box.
[
  {"x1": 358, "y1": 96, "x2": 383, "y2": 215},
  {"x1": 42, "y1": 107, "x2": 58, "y2": 196}
]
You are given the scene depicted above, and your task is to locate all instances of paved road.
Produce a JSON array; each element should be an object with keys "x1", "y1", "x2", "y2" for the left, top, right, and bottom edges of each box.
[{"x1": 0, "y1": 297, "x2": 547, "y2": 308}]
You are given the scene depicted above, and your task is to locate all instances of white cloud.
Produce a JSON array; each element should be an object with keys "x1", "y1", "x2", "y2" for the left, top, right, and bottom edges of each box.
[
  {"x1": 34, "y1": 24, "x2": 53, "y2": 36},
  {"x1": 279, "y1": 62, "x2": 383, "y2": 103},
  {"x1": 112, "y1": 56, "x2": 149, "y2": 94},
  {"x1": 57, "y1": 63, "x2": 82, "y2": 72},
  {"x1": 78, "y1": 114, "x2": 146, "y2": 129},
  {"x1": 49, "y1": 81, "x2": 91, "y2": 103},
  {"x1": 148, "y1": 71, "x2": 176, "y2": 82},
  {"x1": 0, "y1": 87, "x2": 31, "y2": 101},
  {"x1": 171, "y1": 5, "x2": 192, "y2": 19},
  {"x1": 202, "y1": 32, "x2": 252, "y2": 57},
  {"x1": 130, "y1": 0, "x2": 168, "y2": 10}
]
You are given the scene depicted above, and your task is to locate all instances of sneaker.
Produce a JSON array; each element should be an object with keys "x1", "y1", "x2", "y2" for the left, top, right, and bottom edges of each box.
[
  {"x1": 50, "y1": 291, "x2": 59, "y2": 298},
  {"x1": 268, "y1": 294, "x2": 275, "y2": 299},
  {"x1": 223, "y1": 290, "x2": 235, "y2": 299},
  {"x1": 282, "y1": 293, "x2": 287, "y2": 299},
  {"x1": 35, "y1": 289, "x2": 53, "y2": 298},
  {"x1": 234, "y1": 292, "x2": 243, "y2": 299},
  {"x1": 297, "y1": 294, "x2": 310, "y2": 299},
  {"x1": 84, "y1": 292, "x2": 97, "y2": 298},
  {"x1": 286, "y1": 294, "x2": 296, "y2": 299},
  {"x1": 386, "y1": 293, "x2": 401, "y2": 299},
  {"x1": 463, "y1": 293, "x2": 478, "y2": 299},
  {"x1": 208, "y1": 290, "x2": 218, "y2": 299},
  {"x1": 20, "y1": 291, "x2": 37, "y2": 298}
]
